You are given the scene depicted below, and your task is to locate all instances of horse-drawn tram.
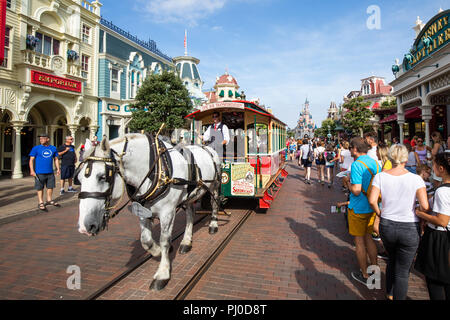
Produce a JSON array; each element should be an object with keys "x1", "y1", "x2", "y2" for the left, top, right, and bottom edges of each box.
[{"x1": 184, "y1": 100, "x2": 289, "y2": 209}]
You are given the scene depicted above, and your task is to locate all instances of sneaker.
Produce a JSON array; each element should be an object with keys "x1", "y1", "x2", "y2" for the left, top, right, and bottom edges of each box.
[
  {"x1": 371, "y1": 232, "x2": 381, "y2": 241},
  {"x1": 351, "y1": 270, "x2": 368, "y2": 286},
  {"x1": 377, "y1": 252, "x2": 389, "y2": 260},
  {"x1": 67, "y1": 187, "x2": 78, "y2": 193},
  {"x1": 307, "y1": 180, "x2": 311, "y2": 184},
  {"x1": 60, "y1": 189, "x2": 65, "y2": 195}
]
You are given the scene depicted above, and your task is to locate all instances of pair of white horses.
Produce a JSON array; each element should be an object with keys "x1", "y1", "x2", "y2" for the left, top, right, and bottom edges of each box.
[{"x1": 76, "y1": 133, "x2": 222, "y2": 291}]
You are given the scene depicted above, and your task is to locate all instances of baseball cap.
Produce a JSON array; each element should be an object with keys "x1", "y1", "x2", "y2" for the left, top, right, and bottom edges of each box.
[{"x1": 38, "y1": 133, "x2": 49, "y2": 138}]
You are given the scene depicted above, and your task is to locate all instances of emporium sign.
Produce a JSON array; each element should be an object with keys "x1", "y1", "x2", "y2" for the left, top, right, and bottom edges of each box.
[
  {"x1": 31, "y1": 70, "x2": 82, "y2": 93},
  {"x1": 407, "y1": 10, "x2": 450, "y2": 68}
]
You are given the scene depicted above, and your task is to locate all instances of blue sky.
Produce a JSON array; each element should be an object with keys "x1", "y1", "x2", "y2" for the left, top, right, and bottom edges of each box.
[{"x1": 101, "y1": 0, "x2": 448, "y2": 129}]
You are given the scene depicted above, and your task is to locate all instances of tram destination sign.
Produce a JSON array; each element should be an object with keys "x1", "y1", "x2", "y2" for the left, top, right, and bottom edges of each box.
[
  {"x1": 199, "y1": 102, "x2": 245, "y2": 113},
  {"x1": 31, "y1": 70, "x2": 82, "y2": 93}
]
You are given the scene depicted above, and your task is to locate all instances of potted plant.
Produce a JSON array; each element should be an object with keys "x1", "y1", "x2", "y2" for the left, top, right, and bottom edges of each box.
[
  {"x1": 67, "y1": 50, "x2": 79, "y2": 62},
  {"x1": 26, "y1": 35, "x2": 39, "y2": 50}
]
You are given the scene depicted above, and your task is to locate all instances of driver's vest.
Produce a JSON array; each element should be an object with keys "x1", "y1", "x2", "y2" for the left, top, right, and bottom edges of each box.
[{"x1": 210, "y1": 123, "x2": 225, "y2": 155}]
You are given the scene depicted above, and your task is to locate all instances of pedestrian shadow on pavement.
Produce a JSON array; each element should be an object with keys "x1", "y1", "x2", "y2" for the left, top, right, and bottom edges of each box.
[
  {"x1": 295, "y1": 254, "x2": 361, "y2": 299},
  {"x1": 286, "y1": 217, "x2": 384, "y2": 300}
]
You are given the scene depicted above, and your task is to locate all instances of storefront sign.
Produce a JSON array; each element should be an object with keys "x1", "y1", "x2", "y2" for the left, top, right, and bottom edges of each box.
[
  {"x1": 199, "y1": 102, "x2": 245, "y2": 113},
  {"x1": 107, "y1": 103, "x2": 120, "y2": 112},
  {"x1": 230, "y1": 163, "x2": 255, "y2": 196},
  {"x1": 0, "y1": 0, "x2": 6, "y2": 66},
  {"x1": 406, "y1": 10, "x2": 450, "y2": 69},
  {"x1": 31, "y1": 70, "x2": 82, "y2": 93}
]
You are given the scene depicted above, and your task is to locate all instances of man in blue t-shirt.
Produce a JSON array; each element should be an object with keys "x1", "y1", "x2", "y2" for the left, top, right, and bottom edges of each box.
[
  {"x1": 342, "y1": 137, "x2": 380, "y2": 286},
  {"x1": 29, "y1": 133, "x2": 61, "y2": 211}
]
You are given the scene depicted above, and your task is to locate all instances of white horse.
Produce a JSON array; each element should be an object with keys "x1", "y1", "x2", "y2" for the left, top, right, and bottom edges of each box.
[{"x1": 76, "y1": 133, "x2": 222, "y2": 290}]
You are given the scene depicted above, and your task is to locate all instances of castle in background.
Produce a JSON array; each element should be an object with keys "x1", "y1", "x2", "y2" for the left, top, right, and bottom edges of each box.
[{"x1": 294, "y1": 98, "x2": 316, "y2": 139}]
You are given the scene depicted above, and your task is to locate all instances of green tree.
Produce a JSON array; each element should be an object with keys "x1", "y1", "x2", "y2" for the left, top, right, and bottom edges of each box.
[
  {"x1": 315, "y1": 118, "x2": 336, "y2": 137},
  {"x1": 128, "y1": 70, "x2": 193, "y2": 135},
  {"x1": 342, "y1": 97, "x2": 374, "y2": 137}
]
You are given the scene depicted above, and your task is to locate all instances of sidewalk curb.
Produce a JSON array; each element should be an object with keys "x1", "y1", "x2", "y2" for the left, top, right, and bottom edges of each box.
[{"x1": 0, "y1": 197, "x2": 79, "y2": 226}]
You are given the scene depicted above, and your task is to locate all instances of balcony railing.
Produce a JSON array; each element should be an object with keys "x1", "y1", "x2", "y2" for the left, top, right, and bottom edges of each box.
[
  {"x1": 20, "y1": 50, "x2": 82, "y2": 78},
  {"x1": 100, "y1": 17, "x2": 172, "y2": 62}
]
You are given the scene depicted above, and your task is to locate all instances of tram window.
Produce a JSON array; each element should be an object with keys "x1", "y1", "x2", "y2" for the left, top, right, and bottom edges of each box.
[{"x1": 247, "y1": 123, "x2": 268, "y2": 154}]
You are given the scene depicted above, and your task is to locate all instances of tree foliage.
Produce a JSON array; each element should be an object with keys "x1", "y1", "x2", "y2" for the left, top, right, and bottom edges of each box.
[
  {"x1": 315, "y1": 118, "x2": 336, "y2": 138},
  {"x1": 342, "y1": 97, "x2": 374, "y2": 136},
  {"x1": 127, "y1": 70, "x2": 193, "y2": 135}
]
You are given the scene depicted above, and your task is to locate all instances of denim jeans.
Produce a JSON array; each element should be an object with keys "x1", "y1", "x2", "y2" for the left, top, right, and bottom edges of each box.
[{"x1": 379, "y1": 218, "x2": 421, "y2": 300}]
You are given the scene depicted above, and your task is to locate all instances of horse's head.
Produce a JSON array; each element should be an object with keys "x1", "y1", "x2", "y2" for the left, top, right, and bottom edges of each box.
[{"x1": 76, "y1": 136, "x2": 124, "y2": 236}]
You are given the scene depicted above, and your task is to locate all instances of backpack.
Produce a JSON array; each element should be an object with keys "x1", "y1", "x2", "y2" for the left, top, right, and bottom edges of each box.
[
  {"x1": 307, "y1": 145, "x2": 314, "y2": 162},
  {"x1": 325, "y1": 151, "x2": 334, "y2": 162},
  {"x1": 318, "y1": 149, "x2": 325, "y2": 161},
  {"x1": 356, "y1": 160, "x2": 381, "y2": 204}
]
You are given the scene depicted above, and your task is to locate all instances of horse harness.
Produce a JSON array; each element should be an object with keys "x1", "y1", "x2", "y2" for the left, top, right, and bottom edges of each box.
[{"x1": 74, "y1": 132, "x2": 223, "y2": 230}]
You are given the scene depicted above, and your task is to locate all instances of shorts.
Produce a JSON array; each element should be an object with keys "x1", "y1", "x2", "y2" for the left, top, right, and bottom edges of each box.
[
  {"x1": 61, "y1": 165, "x2": 75, "y2": 180},
  {"x1": 34, "y1": 173, "x2": 56, "y2": 190},
  {"x1": 301, "y1": 158, "x2": 312, "y2": 167},
  {"x1": 347, "y1": 208, "x2": 376, "y2": 237},
  {"x1": 316, "y1": 159, "x2": 325, "y2": 165}
]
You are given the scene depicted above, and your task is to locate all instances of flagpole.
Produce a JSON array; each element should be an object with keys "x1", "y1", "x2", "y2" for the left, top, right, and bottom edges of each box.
[{"x1": 184, "y1": 29, "x2": 187, "y2": 56}]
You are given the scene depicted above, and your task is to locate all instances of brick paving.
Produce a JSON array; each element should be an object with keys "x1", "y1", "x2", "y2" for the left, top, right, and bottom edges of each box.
[
  {"x1": 185, "y1": 163, "x2": 430, "y2": 300},
  {"x1": 0, "y1": 163, "x2": 431, "y2": 300},
  {"x1": 0, "y1": 195, "x2": 208, "y2": 300},
  {"x1": 0, "y1": 175, "x2": 79, "y2": 225}
]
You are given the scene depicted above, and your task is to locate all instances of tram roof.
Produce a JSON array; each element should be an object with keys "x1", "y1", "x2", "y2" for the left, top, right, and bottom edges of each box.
[{"x1": 185, "y1": 100, "x2": 287, "y2": 126}]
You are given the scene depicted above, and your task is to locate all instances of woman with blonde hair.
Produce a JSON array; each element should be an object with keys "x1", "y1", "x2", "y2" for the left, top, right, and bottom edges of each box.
[
  {"x1": 376, "y1": 142, "x2": 392, "y2": 171},
  {"x1": 369, "y1": 144, "x2": 430, "y2": 300}
]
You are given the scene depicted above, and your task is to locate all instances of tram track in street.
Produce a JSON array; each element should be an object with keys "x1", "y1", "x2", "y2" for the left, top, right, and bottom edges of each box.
[{"x1": 88, "y1": 203, "x2": 255, "y2": 300}]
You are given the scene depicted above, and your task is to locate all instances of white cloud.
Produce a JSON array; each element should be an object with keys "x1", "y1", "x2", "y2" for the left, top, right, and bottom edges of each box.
[{"x1": 139, "y1": 0, "x2": 228, "y2": 25}]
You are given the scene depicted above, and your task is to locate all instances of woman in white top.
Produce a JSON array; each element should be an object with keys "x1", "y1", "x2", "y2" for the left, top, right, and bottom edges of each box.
[
  {"x1": 414, "y1": 152, "x2": 450, "y2": 300},
  {"x1": 314, "y1": 140, "x2": 326, "y2": 185},
  {"x1": 368, "y1": 144, "x2": 429, "y2": 300}
]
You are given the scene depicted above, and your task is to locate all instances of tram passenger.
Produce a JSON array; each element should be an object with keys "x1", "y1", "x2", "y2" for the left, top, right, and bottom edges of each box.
[{"x1": 202, "y1": 112, "x2": 230, "y2": 159}]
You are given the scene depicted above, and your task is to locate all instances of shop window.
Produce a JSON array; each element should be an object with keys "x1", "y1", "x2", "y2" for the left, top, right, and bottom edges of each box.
[{"x1": 1, "y1": 26, "x2": 11, "y2": 68}]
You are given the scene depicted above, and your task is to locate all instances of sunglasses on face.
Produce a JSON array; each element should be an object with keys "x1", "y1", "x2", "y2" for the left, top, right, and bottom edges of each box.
[{"x1": 417, "y1": 140, "x2": 423, "y2": 143}]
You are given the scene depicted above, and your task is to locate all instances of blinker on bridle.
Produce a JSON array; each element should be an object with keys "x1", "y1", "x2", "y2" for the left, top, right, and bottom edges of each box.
[{"x1": 75, "y1": 137, "x2": 129, "y2": 231}]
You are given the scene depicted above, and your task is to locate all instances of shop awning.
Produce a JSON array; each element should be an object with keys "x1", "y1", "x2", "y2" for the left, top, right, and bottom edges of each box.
[
  {"x1": 379, "y1": 107, "x2": 422, "y2": 124},
  {"x1": 379, "y1": 113, "x2": 397, "y2": 124},
  {"x1": 404, "y1": 106, "x2": 421, "y2": 119}
]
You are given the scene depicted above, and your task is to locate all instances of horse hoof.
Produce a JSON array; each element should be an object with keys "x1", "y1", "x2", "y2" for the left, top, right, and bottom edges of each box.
[
  {"x1": 179, "y1": 244, "x2": 192, "y2": 254},
  {"x1": 150, "y1": 279, "x2": 169, "y2": 291},
  {"x1": 209, "y1": 226, "x2": 218, "y2": 234}
]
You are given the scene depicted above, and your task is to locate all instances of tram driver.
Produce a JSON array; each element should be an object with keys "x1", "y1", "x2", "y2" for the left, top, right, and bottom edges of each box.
[{"x1": 202, "y1": 111, "x2": 230, "y2": 159}]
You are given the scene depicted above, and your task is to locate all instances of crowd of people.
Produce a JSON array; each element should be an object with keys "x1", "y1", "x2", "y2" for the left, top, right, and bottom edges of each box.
[{"x1": 286, "y1": 131, "x2": 450, "y2": 300}]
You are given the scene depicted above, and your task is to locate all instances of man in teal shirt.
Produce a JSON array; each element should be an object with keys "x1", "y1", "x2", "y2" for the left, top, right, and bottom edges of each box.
[{"x1": 343, "y1": 137, "x2": 380, "y2": 286}]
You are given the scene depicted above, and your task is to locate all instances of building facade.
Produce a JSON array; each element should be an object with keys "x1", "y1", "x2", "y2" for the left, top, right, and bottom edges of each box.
[
  {"x1": 389, "y1": 9, "x2": 450, "y2": 147},
  {"x1": 0, "y1": 0, "x2": 101, "y2": 178},
  {"x1": 173, "y1": 55, "x2": 207, "y2": 109},
  {"x1": 97, "y1": 17, "x2": 173, "y2": 140}
]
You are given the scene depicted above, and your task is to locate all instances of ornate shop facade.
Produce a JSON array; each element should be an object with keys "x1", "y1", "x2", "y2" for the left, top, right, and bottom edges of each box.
[
  {"x1": 0, "y1": 0, "x2": 101, "y2": 178},
  {"x1": 389, "y1": 9, "x2": 450, "y2": 146}
]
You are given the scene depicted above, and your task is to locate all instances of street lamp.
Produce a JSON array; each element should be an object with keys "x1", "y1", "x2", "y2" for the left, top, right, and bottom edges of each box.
[{"x1": 106, "y1": 118, "x2": 113, "y2": 126}]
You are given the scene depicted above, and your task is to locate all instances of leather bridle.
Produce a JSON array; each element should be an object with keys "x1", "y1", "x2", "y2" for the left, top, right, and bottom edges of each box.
[{"x1": 74, "y1": 137, "x2": 129, "y2": 230}]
